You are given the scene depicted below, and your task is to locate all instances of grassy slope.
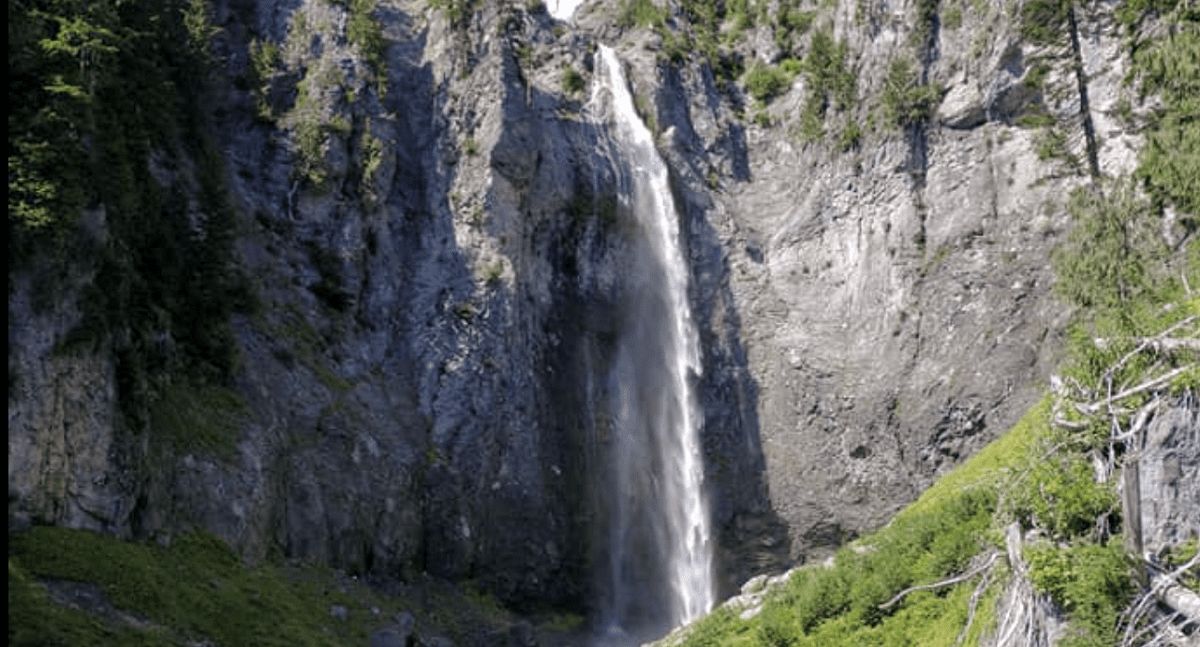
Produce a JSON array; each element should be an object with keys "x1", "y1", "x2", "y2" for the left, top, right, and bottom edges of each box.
[
  {"x1": 9, "y1": 528, "x2": 391, "y2": 647},
  {"x1": 8, "y1": 524, "x2": 586, "y2": 647},
  {"x1": 675, "y1": 399, "x2": 1051, "y2": 647}
]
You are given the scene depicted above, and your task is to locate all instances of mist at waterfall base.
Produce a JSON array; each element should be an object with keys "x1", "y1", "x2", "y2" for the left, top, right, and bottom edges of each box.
[{"x1": 586, "y1": 45, "x2": 716, "y2": 645}]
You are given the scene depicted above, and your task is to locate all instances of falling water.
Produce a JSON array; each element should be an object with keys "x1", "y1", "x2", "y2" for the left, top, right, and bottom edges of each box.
[{"x1": 589, "y1": 44, "x2": 715, "y2": 641}]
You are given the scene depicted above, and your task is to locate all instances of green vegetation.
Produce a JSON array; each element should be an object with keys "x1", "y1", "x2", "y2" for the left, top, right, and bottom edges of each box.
[
  {"x1": 744, "y1": 60, "x2": 796, "y2": 104},
  {"x1": 481, "y1": 262, "x2": 504, "y2": 285},
  {"x1": 9, "y1": 527, "x2": 401, "y2": 647},
  {"x1": 1026, "y1": 542, "x2": 1134, "y2": 647},
  {"x1": 346, "y1": 0, "x2": 387, "y2": 91},
  {"x1": 1020, "y1": 0, "x2": 1069, "y2": 46},
  {"x1": 429, "y1": 0, "x2": 476, "y2": 25},
  {"x1": 674, "y1": 400, "x2": 1050, "y2": 646},
  {"x1": 249, "y1": 38, "x2": 282, "y2": 119},
  {"x1": 773, "y1": 0, "x2": 816, "y2": 52},
  {"x1": 618, "y1": 0, "x2": 669, "y2": 28},
  {"x1": 1016, "y1": 110, "x2": 1056, "y2": 129},
  {"x1": 517, "y1": 42, "x2": 535, "y2": 74},
  {"x1": 794, "y1": 27, "x2": 856, "y2": 140},
  {"x1": 561, "y1": 65, "x2": 585, "y2": 96},
  {"x1": 881, "y1": 58, "x2": 943, "y2": 129},
  {"x1": 943, "y1": 5, "x2": 963, "y2": 30},
  {"x1": 10, "y1": 0, "x2": 253, "y2": 443},
  {"x1": 1132, "y1": 13, "x2": 1200, "y2": 217},
  {"x1": 911, "y1": 0, "x2": 939, "y2": 49},
  {"x1": 151, "y1": 383, "x2": 249, "y2": 459},
  {"x1": 291, "y1": 79, "x2": 333, "y2": 189},
  {"x1": 837, "y1": 121, "x2": 862, "y2": 151},
  {"x1": 1023, "y1": 60, "x2": 1052, "y2": 92},
  {"x1": 359, "y1": 121, "x2": 386, "y2": 207},
  {"x1": 1034, "y1": 127, "x2": 1078, "y2": 167},
  {"x1": 1114, "y1": 0, "x2": 1184, "y2": 31}
]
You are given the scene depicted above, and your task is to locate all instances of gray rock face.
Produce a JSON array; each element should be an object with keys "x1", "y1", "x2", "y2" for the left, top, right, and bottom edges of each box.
[
  {"x1": 6, "y1": 0, "x2": 1170, "y2": 623},
  {"x1": 1138, "y1": 398, "x2": 1200, "y2": 557}
]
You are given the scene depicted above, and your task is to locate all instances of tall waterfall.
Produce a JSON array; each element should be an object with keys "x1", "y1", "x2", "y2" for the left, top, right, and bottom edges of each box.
[{"x1": 589, "y1": 44, "x2": 715, "y2": 641}]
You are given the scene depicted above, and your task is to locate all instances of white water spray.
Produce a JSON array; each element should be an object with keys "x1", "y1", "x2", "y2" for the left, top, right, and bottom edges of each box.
[
  {"x1": 547, "y1": 0, "x2": 585, "y2": 21},
  {"x1": 589, "y1": 44, "x2": 715, "y2": 639}
]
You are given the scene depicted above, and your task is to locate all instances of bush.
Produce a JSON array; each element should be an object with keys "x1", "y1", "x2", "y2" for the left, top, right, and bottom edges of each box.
[
  {"x1": 881, "y1": 58, "x2": 942, "y2": 128},
  {"x1": 1010, "y1": 453, "x2": 1119, "y2": 540},
  {"x1": 1027, "y1": 541, "x2": 1135, "y2": 647},
  {"x1": 618, "y1": 0, "x2": 668, "y2": 28},
  {"x1": 1021, "y1": 0, "x2": 1069, "y2": 45},
  {"x1": 744, "y1": 60, "x2": 795, "y2": 103},
  {"x1": 1133, "y1": 22, "x2": 1200, "y2": 217},
  {"x1": 561, "y1": 66, "x2": 585, "y2": 95},
  {"x1": 347, "y1": 0, "x2": 387, "y2": 86},
  {"x1": 792, "y1": 27, "x2": 856, "y2": 140}
]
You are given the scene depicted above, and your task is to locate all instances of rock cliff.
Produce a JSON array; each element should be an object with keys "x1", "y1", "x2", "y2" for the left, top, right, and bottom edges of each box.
[{"x1": 7, "y1": 0, "x2": 1174, "y2": 619}]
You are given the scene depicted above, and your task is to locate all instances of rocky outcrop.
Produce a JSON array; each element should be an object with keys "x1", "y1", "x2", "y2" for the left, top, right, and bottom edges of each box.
[
  {"x1": 1137, "y1": 396, "x2": 1200, "y2": 557},
  {"x1": 7, "y1": 0, "x2": 1168, "y2": 621}
]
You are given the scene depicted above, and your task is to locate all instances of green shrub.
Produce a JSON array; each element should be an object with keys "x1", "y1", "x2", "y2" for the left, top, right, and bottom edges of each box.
[
  {"x1": 1021, "y1": 0, "x2": 1069, "y2": 45},
  {"x1": 1053, "y1": 183, "x2": 1168, "y2": 314},
  {"x1": 881, "y1": 58, "x2": 942, "y2": 128},
  {"x1": 151, "y1": 383, "x2": 249, "y2": 458},
  {"x1": 802, "y1": 28, "x2": 855, "y2": 111},
  {"x1": 1010, "y1": 453, "x2": 1119, "y2": 540},
  {"x1": 618, "y1": 0, "x2": 668, "y2": 27},
  {"x1": 793, "y1": 27, "x2": 857, "y2": 139},
  {"x1": 1034, "y1": 127, "x2": 1072, "y2": 163},
  {"x1": 911, "y1": 0, "x2": 939, "y2": 47},
  {"x1": 1115, "y1": 0, "x2": 1183, "y2": 29},
  {"x1": 1133, "y1": 20, "x2": 1200, "y2": 216},
  {"x1": 744, "y1": 60, "x2": 795, "y2": 103},
  {"x1": 347, "y1": 0, "x2": 387, "y2": 87},
  {"x1": 943, "y1": 6, "x2": 963, "y2": 30},
  {"x1": 837, "y1": 122, "x2": 861, "y2": 151},
  {"x1": 561, "y1": 66, "x2": 585, "y2": 95},
  {"x1": 1027, "y1": 541, "x2": 1135, "y2": 647},
  {"x1": 430, "y1": 0, "x2": 474, "y2": 25}
]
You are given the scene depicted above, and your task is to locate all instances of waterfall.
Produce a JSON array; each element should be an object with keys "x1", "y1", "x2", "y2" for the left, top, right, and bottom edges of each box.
[{"x1": 589, "y1": 44, "x2": 715, "y2": 641}]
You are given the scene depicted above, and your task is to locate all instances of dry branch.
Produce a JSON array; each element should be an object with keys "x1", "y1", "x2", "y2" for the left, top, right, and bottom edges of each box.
[
  {"x1": 955, "y1": 559, "x2": 997, "y2": 646},
  {"x1": 878, "y1": 552, "x2": 1000, "y2": 610},
  {"x1": 1149, "y1": 556, "x2": 1200, "y2": 626},
  {"x1": 1078, "y1": 366, "x2": 1194, "y2": 415},
  {"x1": 1108, "y1": 337, "x2": 1200, "y2": 353}
]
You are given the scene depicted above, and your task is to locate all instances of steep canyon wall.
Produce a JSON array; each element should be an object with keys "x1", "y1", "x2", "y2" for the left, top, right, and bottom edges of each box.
[{"x1": 8, "y1": 0, "x2": 1161, "y2": 612}]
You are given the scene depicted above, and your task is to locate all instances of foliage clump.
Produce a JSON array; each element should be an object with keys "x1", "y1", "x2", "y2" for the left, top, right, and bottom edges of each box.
[
  {"x1": 1021, "y1": 0, "x2": 1069, "y2": 45},
  {"x1": 346, "y1": 0, "x2": 387, "y2": 88},
  {"x1": 881, "y1": 58, "x2": 942, "y2": 129},
  {"x1": 9, "y1": 526, "x2": 404, "y2": 646},
  {"x1": 10, "y1": 0, "x2": 252, "y2": 433},
  {"x1": 1132, "y1": 15, "x2": 1200, "y2": 218},
  {"x1": 744, "y1": 60, "x2": 796, "y2": 104},
  {"x1": 795, "y1": 27, "x2": 856, "y2": 140},
  {"x1": 1026, "y1": 543, "x2": 1135, "y2": 647},
  {"x1": 618, "y1": 0, "x2": 669, "y2": 28}
]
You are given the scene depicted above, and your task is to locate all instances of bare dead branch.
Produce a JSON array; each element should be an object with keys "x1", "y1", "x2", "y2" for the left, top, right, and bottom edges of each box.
[
  {"x1": 1079, "y1": 366, "x2": 1194, "y2": 415},
  {"x1": 878, "y1": 552, "x2": 1000, "y2": 610},
  {"x1": 955, "y1": 559, "x2": 997, "y2": 646},
  {"x1": 1148, "y1": 557, "x2": 1200, "y2": 626}
]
